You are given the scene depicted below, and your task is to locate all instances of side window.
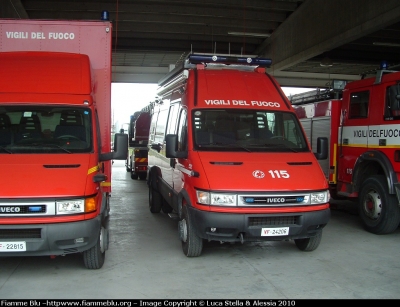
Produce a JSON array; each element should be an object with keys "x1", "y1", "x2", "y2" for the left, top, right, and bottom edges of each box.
[
  {"x1": 128, "y1": 112, "x2": 139, "y2": 147},
  {"x1": 95, "y1": 110, "x2": 102, "y2": 152},
  {"x1": 283, "y1": 113, "x2": 304, "y2": 146},
  {"x1": 154, "y1": 107, "x2": 168, "y2": 144},
  {"x1": 385, "y1": 84, "x2": 400, "y2": 120},
  {"x1": 166, "y1": 102, "x2": 180, "y2": 135},
  {"x1": 149, "y1": 109, "x2": 159, "y2": 143},
  {"x1": 177, "y1": 108, "x2": 188, "y2": 151},
  {"x1": 349, "y1": 91, "x2": 369, "y2": 119}
]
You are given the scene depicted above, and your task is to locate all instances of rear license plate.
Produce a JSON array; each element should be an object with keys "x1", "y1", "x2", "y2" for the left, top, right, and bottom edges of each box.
[
  {"x1": 261, "y1": 227, "x2": 289, "y2": 236},
  {"x1": 0, "y1": 241, "x2": 26, "y2": 252}
]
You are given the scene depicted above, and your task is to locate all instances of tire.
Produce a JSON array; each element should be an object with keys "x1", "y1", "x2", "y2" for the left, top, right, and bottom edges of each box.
[
  {"x1": 126, "y1": 158, "x2": 130, "y2": 172},
  {"x1": 358, "y1": 175, "x2": 400, "y2": 234},
  {"x1": 131, "y1": 171, "x2": 138, "y2": 180},
  {"x1": 294, "y1": 231, "x2": 322, "y2": 251},
  {"x1": 149, "y1": 184, "x2": 162, "y2": 213},
  {"x1": 83, "y1": 227, "x2": 106, "y2": 269},
  {"x1": 139, "y1": 173, "x2": 147, "y2": 180},
  {"x1": 179, "y1": 205, "x2": 203, "y2": 257},
  {"x1": 105, "y1": 194, "x2": 110, "y2": 217}
]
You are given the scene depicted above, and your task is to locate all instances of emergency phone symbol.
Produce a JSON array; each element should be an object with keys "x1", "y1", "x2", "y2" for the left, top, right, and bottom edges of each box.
[{"x1": 253, "y1": 170, "x2": 265, "y2": 179}]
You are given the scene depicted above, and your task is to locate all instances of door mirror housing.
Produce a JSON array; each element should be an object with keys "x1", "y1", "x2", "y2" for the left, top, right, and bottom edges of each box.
[
  {"x1": 314, "y1": 137, "x2": 328, "y2": 160},
  {"x1": 100, "y1": 133, "x2": 128, "y2": 161},
  {"x1": 166, "y1": 134, "x2": 188, "y2": 159}
]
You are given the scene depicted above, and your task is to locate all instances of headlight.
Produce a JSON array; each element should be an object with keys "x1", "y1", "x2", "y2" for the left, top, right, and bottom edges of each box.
[
  {"x1": 196, "y1": 190, "x2": 237, "y2": 206},
  {"x1": 310, "y1": 191, "x2": 329, "y2": 204},
  {"x1": 196, "y1": 190, "x2": 210, "y2": 204},
  {"x1": 56, "y1": 199, "x2": 85, "y2": 214}
]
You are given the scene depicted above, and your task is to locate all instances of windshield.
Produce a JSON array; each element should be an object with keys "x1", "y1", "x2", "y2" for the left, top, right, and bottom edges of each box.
[
  {"x1": 0, "y1": 106, "x2": 92, "y2": 154},
  {"x1": 193, "y1": 109, "x2": 309, "y2": 152}
]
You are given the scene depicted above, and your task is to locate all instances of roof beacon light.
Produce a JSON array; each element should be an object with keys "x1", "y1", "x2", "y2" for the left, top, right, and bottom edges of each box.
[
  {"x1": 101, "y1": 10, "x2": 109, "y2": 21},
  {"x1": 380, "y1": 60, "x2": 389, "y2": 70},
  {"x1": 188, "y1": 54, "x2": 272, "y2": 68}
]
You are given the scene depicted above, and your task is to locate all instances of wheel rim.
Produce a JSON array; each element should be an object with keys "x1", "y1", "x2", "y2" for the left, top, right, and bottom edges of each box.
[
  {"x1": 179, "y1": 219, "x2": 188, "y2": 242},
  {"x1": 100, "y1": 227, "x2": 105, "y2": 253},
  {"x1": 362, "y1": 189, "x2": 382, "y2": 220}
]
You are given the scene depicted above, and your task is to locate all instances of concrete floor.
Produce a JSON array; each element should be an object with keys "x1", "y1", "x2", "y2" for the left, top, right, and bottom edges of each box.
[{"x1": 0, "y1": 159, "x2": 399, "y2": 299}]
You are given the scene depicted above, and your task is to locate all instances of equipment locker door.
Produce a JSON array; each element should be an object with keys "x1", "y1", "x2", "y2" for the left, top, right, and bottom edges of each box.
[{"x1": 338, "y1": 88, "x2": 371, "y2": 185}]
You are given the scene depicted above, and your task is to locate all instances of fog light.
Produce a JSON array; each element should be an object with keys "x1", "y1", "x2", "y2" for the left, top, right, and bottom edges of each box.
[
  {"x1": 74, "y1": 238, "x2": 84, "y2": 243},
  {"x1": 211, "y1": 228, "x2": 216, "y2": 232}
]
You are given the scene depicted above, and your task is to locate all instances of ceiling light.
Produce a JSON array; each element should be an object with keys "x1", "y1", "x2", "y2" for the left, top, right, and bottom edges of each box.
[
  {"x1": 228, "y1": 32, "x2": 271, "y2": 38},
  {"x1": 320, "y1": 56, "x2": 333, "y2": 67},
  {"x1": 373, "y1": 42, "x2": 400, "y2": 47}
]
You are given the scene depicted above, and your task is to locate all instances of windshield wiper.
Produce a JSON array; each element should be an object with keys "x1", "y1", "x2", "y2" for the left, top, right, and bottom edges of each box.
[
  {"x1": 0, "y1": 146, "x2": 13, "y2": 154},
  {"x1": 263, "y1": 142, "x2": 299, "y2": 153},
  {"x1": 208, "y1": 142, "x2": 252, "y2": 152},
  {"x1": 31, "y1": 143, "x2": 72, "y2": 153}
]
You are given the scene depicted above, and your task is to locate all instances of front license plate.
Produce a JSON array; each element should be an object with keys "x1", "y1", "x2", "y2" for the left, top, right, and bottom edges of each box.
[
  {"x1": 261, "y1": 227, "x2": 289, "y2": 236},
  {"x1": 0, "y1": 241, "x2": 26, "y2": 252}
]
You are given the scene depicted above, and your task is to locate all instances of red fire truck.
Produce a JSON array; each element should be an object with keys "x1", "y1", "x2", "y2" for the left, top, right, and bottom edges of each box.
[
  {"x1": 147, "y1": 53, "x2": 330, "y2": 257},
  {"x1": 0, "y1": 19, "x2": 127, "y2": 269},
  {"x1": 126, "y1": 110, "x2": 151, "y2": 180},
  {"x1": 292, "y1": 69, "x2": 400, "y2": 234}
]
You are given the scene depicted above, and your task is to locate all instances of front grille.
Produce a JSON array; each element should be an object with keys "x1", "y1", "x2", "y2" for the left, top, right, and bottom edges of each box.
[
  {"x1": 239, "y1": 193, "x2": 311, "y2": 206},
  {"x1": 0, "y1": 205, "x2": 46, "y2": 214},
  {"x1": 0, "y1": 228, "x2": 42, "y2": 239},
  {"x1": 249, "y1": 216, "x2": 299, "y2": 226},
  {"x1": 243, "y1": 196, "x2": 306, "y2": 205}
]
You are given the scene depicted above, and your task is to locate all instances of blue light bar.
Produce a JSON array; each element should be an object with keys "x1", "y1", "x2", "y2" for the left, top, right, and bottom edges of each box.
[{"x1": 188, "y1": 54, "x2": 272, "y2": 67}]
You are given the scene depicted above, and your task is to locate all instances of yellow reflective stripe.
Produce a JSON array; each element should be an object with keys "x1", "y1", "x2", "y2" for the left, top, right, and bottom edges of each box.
[
  {"x1": 329, "y1": 143, "x2": 337, "y2": 184},
  {"x1": 135, "y1": 158, "x2": 148, "y2": 162},
  {"x1": 88, "y1": 165, "x2": 100, "y2": 175},
  {"x1": 101, "y1": 181, "x2": 111, "y2": 187}
]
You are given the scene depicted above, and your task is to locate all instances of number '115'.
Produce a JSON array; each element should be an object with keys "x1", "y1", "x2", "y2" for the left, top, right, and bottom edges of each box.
[{"x1": 268, "y1": 170, "x2": 290, "y2": 178}]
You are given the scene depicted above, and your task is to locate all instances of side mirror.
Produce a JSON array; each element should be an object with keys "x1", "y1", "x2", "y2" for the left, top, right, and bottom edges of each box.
[
  {"x1": 93, "y1": 174, "x2": 107, "y2": 183},
  {"x1": 100, "y1": 133, "x2": 128, "y2": 161},
  {"x1": 314, "y1": 137, "x2": 328, "y2": 160},
  {"x1": 166, "y1": 134, "x2": 187, "y2": 159}
]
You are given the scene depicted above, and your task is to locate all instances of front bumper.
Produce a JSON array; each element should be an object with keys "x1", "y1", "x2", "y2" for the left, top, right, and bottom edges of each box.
[
  {"x1": 188, "y1": 206, "x2": 330, "y2": 242},
  {"x1": 0, "y1": 217, "x2": 101, "y2": 256}
]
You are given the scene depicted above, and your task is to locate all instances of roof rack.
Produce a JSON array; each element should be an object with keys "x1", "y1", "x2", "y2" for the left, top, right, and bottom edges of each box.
[
  {"x1": 157, "y1": 53, "x2": 272, "y2": 96},
  {"x1": 374, "y1": 69, "x2": 398, "y2": 84},
  {"x1": 290, "y1": 88, "x2": 340, "y2": 105},
  {"x1": 187, "y1": 54, "x2": 272, "y2": 67}
]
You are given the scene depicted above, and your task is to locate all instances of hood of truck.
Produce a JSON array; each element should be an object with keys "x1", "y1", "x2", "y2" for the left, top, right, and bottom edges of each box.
[
  {"x1": 194, "y1": 151, "x2": 328, "y2": 191},
  {"x1": 0, "y1": 154, "x2": 97, "y2": 198}
]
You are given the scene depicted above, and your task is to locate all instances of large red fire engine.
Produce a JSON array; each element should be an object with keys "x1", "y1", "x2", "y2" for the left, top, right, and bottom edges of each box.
[
  {"x1": 292, "y1": 68, "x2": 400, "y2": 234},
  {"x1": 126, "y1": 110, "x2": 151, "y2": 180}
]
